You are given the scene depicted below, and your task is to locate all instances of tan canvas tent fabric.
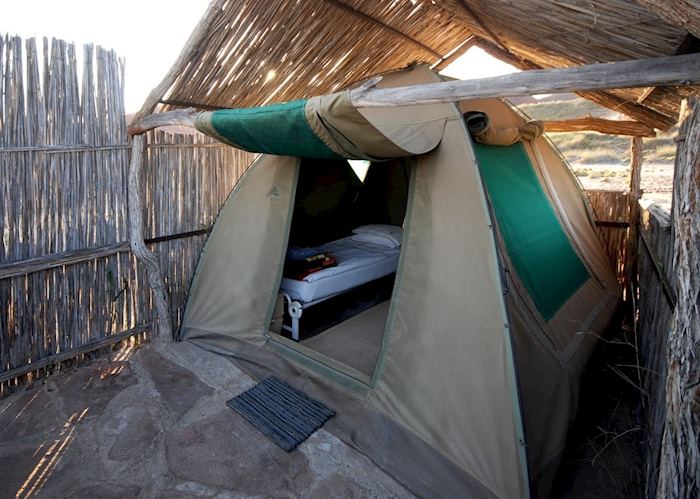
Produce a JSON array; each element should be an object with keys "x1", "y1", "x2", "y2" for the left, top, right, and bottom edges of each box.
[
  {"x1": 180, "y1": 65, "x2": 620, "y2": 499},
  {"x1": 193, "y1": 90, "x2": 449, "y2": 161}
]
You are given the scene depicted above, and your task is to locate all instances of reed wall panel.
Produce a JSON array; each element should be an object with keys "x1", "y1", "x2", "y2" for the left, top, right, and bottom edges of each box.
[
  {"x1": 0, "y1": 36, "x2": 254, "y2": 386},
  {"x1": 585, "y1": 189, "x2": 633, "y2": 284}
]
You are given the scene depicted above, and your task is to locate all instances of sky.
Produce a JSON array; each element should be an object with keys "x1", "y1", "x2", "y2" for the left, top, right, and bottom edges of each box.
[{"x1": 1, "y1": 0, "x2": 517, "y2": 112}]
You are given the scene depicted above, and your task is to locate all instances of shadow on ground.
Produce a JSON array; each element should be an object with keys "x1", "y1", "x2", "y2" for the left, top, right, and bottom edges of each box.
[
  {"x1": 1, "y1": 304, "x2": 648, "y2": 498},
  {"x1": 0, "y1": 340, "x2": 412, "y2": 499}
]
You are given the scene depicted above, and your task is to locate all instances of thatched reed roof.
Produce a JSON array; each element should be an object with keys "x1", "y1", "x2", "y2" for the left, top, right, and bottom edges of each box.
[{"x1": 141, "y1": 0, "x2": 700, "y2": 130}]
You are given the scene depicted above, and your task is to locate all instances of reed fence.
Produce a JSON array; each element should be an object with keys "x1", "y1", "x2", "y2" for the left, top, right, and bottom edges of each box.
[
  {"x1": 0, "y1": 36, "x2": 254, "y2": 391},
  {"x1": 585, "y1": 190, "x2": 676, "y2": 497},
  {"x1": 585, "y1": 189, "x2": 633, "y2": 285}
]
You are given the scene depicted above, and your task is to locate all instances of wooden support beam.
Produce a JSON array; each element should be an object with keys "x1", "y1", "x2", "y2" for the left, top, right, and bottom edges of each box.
[
  {"x1": 127, "y1": 136, "x2": 172, "y2": 341},
  {"x1": 476, "y1": 38, "x2": 678, "y2": 130},
  {"x1": 126, "y1": 1, "x2": 221, "y2": 345},
  {"x1": 626, "y1": 136, "x2": 643, "y2": 290},
  {"x1": 0, "y1": 242, "x2": 129, "y2": 280},
  {"x1": 577, "y1": 90, "x2": 676, "y2": 131},
  {"x1": 350, "y1": 53, "x2": 700, "y2": 108},
  {"x1": 134, "y1": 106, "x2": 657, "y2": 140},
  {"x1": 543, "y1": 118, "x2": 656, "y2": 137},
  {"x1": 131, "y1": 53, "x2": 696, "y2": 136},
  {"x1": 656, "y1": 94, "x2": 700, "y2": 498},
  {"x1": 0, "y1": 325, "x2": 149, "y2": 384},
  {"x1": 0, "y1": 229, "x2": 208, "y2": 280},
  {"x1": 322, "y1": 0, "x2": 443, "y2": 60},
  {"x1": 629, "y1": 137, "x2": 644, "y2": 199},
  {"x1": 132, "y1": 54, "x2": 697, "y2": 136}
]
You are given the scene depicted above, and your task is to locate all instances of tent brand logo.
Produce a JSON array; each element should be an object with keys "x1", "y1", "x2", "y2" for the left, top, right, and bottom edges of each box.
[{"x1": 268, "y1": 185, "x2": 281, "y2": 199}]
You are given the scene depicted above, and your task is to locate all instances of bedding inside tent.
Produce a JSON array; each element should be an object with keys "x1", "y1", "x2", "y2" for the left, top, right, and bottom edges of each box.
[{"x1": 270, "y1": 158, "x2": 411, "y2": 375}]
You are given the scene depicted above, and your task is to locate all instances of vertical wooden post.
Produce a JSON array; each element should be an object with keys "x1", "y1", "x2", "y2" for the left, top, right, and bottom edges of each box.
[
  {"x1": 128, "y1": 136, "x2": 172, "y2": 340},
  {"x1": 626, "y1": 136, "x2": 643, "y2": 292},
  {"x1": 656, "y1": 95, "x2": 700, "y2": 498},
  {"x1": 629, "y1": 136, "x2": 643, "y2": 200},
  {"x1": 125, "y1": 2, "x2": 224, "y2": 343}
]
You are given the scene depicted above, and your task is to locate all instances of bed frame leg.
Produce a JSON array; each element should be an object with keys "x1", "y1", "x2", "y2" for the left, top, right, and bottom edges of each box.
[
  {"x1": 283, "y1": 294, "x2": 303, "y2": 341},
  {"x1": 292, "y1": 316, "x2": 300, "y2": 341}
]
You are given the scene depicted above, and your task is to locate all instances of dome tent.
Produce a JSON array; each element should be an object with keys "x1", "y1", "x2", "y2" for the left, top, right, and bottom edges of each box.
[{"x1": 180, "y1": 64, "x2": 620, "y2": 498}]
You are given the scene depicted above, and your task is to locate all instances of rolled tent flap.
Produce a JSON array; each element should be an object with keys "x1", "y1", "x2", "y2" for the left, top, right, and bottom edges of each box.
[
  {"x1": 464, "y1": 111, "x2": 545, "y2": 146},
  {"x1": 194, "y1": 91, "x2": 448, "y2": 159}
]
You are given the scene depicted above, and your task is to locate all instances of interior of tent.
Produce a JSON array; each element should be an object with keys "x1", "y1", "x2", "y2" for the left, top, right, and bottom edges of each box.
[{"x1": 268, "y1": 157, "x2": 411, "y2": 376}]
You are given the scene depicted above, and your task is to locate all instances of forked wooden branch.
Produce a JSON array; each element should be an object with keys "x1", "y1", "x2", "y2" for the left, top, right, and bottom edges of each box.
[
  {"x1": 127, "y1": 108, "x2": 197, "y2": 135},
  {"x1": 127, "y1": 136, "x2": 173, "y2": 340}
]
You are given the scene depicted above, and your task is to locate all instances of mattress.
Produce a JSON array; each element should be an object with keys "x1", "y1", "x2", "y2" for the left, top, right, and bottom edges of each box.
[{"x1": 280, "y1": 237, "x2": 400, "y2": 303}]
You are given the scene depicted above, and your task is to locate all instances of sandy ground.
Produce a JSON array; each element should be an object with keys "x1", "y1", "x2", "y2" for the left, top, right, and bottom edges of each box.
[
  {"x1": 0, "y1": 340, "x2": 412, "y2": 499},
  {"x1": 572, "y1": 162, "x2": 673, "y2": 210}
]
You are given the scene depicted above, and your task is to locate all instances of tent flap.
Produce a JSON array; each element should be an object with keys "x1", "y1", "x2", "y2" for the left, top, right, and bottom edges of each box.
[
  {"x1": 194, "y1": 100, "x2": 343, "y2": 159},
  {"x1": 194, "y1": 92, "x2": 447, "y2": 159}
]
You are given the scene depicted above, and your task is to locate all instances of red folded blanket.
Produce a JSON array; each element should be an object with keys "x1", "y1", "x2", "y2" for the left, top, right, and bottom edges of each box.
[{"x1": 283, "y1": 252, "x2": 337, "y2": 281}]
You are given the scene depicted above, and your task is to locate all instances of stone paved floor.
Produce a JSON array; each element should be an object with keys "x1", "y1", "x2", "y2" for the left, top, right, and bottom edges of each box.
[{"x1": 0, "y1": 340, "x2": 413, "y2": 499}]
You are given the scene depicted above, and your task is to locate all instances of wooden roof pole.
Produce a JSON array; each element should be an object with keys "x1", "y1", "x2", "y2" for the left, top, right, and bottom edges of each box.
[
  {"x1": 350, "y1": 54, "x2": 700, "y2": 107},
  {"x1": 625, "y1": 136, "x2": 643, "y2": 291},
  {"x1": 475, "y1": 38, "x2": 677, "y2": 129},
  {"x1": 543, "y1": 118, "x2": 655, "y2": 137},
  {"x1": 128, "y1": 111, "x2": 657, "y2": 139},
  {"x1": 129, "y1": 54, "x2": 700, "y2": 136}
]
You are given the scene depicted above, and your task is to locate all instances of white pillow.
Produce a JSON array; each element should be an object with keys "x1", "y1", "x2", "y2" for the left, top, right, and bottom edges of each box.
[
  {"x1": 352, "y1": 224, "x2": 403, "y2": 246},
  {"x1": 351, "y1": 232, "x2": 400, "y2": 248}
]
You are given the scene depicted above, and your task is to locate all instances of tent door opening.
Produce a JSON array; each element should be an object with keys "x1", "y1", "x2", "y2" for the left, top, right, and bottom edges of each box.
[{"x1": 268, "y1": 157, "x2": 411, "y2": 378}]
